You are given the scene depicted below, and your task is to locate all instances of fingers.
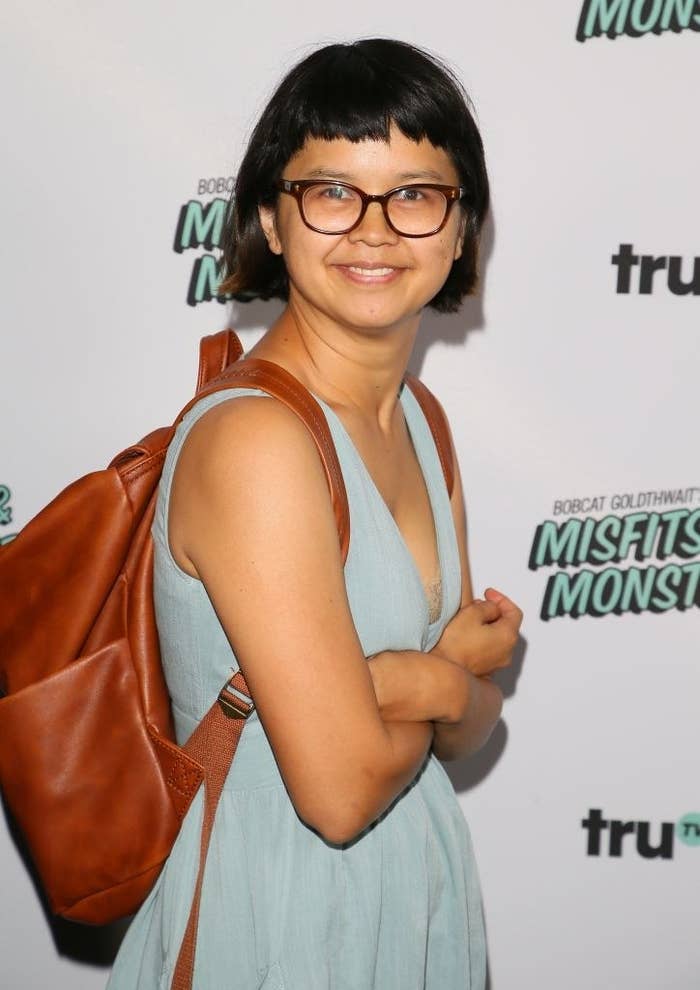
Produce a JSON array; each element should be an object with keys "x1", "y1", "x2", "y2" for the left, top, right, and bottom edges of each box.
[
  {"x1": 441, "y1": 592, "x2": 523, "y2": 676},
  {"x1": 483, "y1": 587, "x2": 524, "y2": 629},
  {"x1": 468, "y1": 599, "x2": 501, "y2": 623},
  {"x1": 483, "y1": 586, "x2": 514, "y2": 609}
]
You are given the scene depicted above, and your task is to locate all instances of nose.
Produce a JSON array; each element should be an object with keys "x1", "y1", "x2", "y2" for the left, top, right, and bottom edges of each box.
[{"x1": 347, "y1": 200, "x2": 399, "y2": 246}]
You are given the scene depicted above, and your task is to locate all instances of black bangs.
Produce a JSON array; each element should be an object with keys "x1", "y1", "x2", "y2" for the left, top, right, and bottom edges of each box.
[{"x1": 272, "y1": 40, "x2": 471, "y2": 169}]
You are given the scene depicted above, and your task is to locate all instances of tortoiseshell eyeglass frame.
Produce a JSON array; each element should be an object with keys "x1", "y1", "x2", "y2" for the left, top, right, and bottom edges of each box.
[{"x1": 276, "y1": 179, "x2": 466, "y2": 237}]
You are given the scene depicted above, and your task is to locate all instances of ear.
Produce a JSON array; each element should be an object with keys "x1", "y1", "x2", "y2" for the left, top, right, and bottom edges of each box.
[
  {"x1": 453, "y1": 211, "x2": 468, "y2": 262},
  {"x1": 258, "y1": 204, "x2": 283, "y2": 255}
]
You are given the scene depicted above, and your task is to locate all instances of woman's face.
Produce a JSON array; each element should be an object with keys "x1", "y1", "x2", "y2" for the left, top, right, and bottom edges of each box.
[{"x1": 259, "y1": 123, "x2": 466, "y2": 337}]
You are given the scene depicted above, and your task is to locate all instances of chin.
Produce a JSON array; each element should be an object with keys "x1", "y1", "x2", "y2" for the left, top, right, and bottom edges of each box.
[
  {"x1": 329, "y1": 295, "x2": 427, "y2": 332},
  {"x1": 339, "y1": 309, "x2": 421, "y2": 335}
]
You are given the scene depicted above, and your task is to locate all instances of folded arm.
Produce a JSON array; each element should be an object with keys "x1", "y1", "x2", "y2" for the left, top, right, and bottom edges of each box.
[
  {"x1": 168, "y1": 395, "x2": 436, "y2": 845},
  {"x1": 367, "y1": 649, "x2": 503, "y2": 761}
]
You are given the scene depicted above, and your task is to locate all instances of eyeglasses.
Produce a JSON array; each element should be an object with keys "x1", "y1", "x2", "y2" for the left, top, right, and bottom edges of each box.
[{"x1": 277, "y1": 179, "x2": 466, "y2": 238}]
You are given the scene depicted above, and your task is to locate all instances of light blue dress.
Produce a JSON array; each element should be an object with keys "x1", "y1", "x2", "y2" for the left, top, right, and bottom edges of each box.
[{"x1": 107, "y1": 380, "x2": 486, "y2": 990}]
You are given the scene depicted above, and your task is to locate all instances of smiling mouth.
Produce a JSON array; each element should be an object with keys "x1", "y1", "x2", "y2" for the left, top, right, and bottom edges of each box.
[{"x1": 347, "y1": 265, "x2": 395, "y2": 276}]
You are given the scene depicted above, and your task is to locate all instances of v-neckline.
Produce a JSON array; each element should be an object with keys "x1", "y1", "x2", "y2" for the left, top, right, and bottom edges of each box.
[{"x1": 311, "y1": 384, "x2": 445, "y2": 629}]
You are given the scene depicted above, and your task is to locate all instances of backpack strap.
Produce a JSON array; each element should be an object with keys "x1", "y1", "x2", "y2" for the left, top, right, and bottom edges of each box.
[
  {"x1": 196, "y1": 329, "x2": 243, "y2": 392},
  {"x1": 403, "y1": 374, "x2": 455, "y2": 499},
  {"x1": 171, "y1": 677, "x2": 252, "y2": 990}
]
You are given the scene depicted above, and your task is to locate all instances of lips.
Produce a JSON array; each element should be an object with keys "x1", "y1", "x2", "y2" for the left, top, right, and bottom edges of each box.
[
  {"x1": 348, "y1": 266, "x2": 395, "y2": 276},
  {"x1": 334, "y1": 261, "x2": 404, "y2": 284}
]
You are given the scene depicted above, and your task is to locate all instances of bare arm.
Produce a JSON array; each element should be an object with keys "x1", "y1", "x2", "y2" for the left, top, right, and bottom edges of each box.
[
  {"x1": 422, "y1": 671, "x2": 502, "y2": 761},
  {"x1": 367, "y1": 648, "x2": 503, "y2": 760},
  {"x1": 168, "y1": 395, "x2": 435, "y2": 845}
]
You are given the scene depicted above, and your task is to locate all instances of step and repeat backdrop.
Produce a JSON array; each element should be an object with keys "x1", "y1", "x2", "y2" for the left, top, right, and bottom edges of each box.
[{"x1": 2, "y1": 3, "x2": 698, "y2": 988}]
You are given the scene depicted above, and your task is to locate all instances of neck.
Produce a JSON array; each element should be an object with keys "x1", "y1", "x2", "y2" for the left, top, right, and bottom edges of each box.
[{"x1": 248, "y1": 299, "x2": 421, "y2": 431}]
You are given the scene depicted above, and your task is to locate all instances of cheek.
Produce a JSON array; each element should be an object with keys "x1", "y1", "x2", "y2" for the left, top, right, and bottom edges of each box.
[
  {"x1": 278, "y1": 231, "x2": 342, "y2": 299},
  {"x1": 278, "y1": 217, "x2": 344, "y2": 277},
  {"x1": 429, "y1": 236, "x2": 460, "y2": 274},
  {"x1": 413, "y1": 238, "x2": 461, "y2": 300}
]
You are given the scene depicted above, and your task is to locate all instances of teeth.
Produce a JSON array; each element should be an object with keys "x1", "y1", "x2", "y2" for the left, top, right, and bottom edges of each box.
[{"x1": 348, "y1": 266, "x2": 394, "y2": 276}]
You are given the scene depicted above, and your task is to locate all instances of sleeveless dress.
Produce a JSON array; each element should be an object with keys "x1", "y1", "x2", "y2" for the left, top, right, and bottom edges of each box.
[{"x1": 106, "y1": 379, "x2": 486, "y2": 990}]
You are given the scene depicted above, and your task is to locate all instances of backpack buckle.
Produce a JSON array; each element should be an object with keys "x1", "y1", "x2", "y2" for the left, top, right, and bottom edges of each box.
[{"x1": 218, "y1": 677, "x2": 254, "y2": 719}]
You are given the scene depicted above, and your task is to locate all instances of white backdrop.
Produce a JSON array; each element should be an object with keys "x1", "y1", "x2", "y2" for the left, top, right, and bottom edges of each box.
[{"x1": 2, "y1": 3, "x2": 698, "y2": 988}]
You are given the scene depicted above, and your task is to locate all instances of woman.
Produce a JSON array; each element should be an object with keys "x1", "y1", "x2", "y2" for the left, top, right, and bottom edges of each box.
[{"x1": 108, "y1": 38, "x2": 522, "y2": 990}]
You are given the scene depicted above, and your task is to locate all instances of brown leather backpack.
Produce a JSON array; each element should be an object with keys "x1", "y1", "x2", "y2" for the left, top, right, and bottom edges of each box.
[{"x1": 0, "y1": 328, "x2": 453, "y2": 988}]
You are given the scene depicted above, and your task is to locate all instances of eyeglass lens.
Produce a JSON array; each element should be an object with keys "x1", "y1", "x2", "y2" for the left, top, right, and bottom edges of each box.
[{"x1": 301, "y1": 183, "x2": 450, "y2": 235}]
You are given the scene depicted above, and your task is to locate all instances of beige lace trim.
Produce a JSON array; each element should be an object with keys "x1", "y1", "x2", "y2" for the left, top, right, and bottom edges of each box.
[{"x1": 425, "y1": 575, "x2": 443, "y2": 625}]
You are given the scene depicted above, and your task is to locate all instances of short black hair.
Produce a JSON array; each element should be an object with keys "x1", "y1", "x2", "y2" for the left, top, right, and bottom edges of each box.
[{"x1": 218, "y1": 39, "x2": 489, "y2": 313}]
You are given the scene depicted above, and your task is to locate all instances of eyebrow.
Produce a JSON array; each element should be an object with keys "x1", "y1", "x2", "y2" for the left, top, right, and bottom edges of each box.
[{"x1": 303, "y1": 167, "x2": 448, "y2": 183}]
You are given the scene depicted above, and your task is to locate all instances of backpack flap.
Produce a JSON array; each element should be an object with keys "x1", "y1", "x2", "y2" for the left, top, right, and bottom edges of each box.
[{"x1": 0, "y1": 427, "x2": 203, "y2": 922}]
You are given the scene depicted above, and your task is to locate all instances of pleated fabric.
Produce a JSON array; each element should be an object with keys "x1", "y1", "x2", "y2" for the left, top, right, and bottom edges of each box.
[{"x1": 106, "y1": 380, "x2": 486, "y2": 990}]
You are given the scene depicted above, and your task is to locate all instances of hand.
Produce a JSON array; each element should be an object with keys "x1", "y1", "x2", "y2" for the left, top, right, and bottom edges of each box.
[{"x1": 432, "y1": 587, "x2": 523, "y2": 678}]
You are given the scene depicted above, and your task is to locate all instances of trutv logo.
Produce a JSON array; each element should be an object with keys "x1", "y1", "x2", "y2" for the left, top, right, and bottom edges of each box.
[
  {"x1": 577, "y1": 0, "x2": 700, "y2": 41},
  {"x1": 612, "y1": 244, "x2": 700, "y2": 295},
  {"x1": 582, "y1": 808, "x2": 700, "y2": 859}
]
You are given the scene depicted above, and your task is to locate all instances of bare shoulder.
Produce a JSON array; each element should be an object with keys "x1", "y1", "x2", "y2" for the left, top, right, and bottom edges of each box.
[
  {"x1": 180, "y1": 392, "x2": 324, "y2": 471},
  {"x1": 168, "y1": 393, "x2": 334, "y2": 578}
]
